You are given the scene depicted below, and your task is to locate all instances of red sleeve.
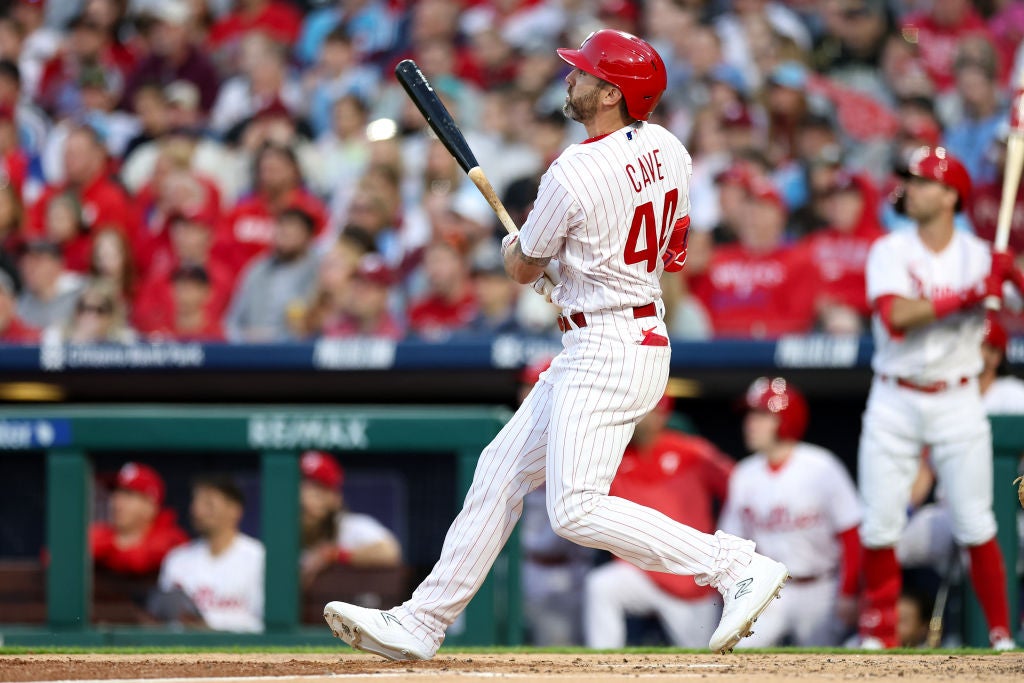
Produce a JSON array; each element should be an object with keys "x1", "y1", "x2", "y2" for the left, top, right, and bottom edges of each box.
[
  {"x1": 836, "y1": 525, "x2": 862, "y2": 596},
  {"x1": 95, "y1": 525, "x2": 189, "y2": 575},
  {"x1": 873, "y1": 293, "x2": 903, "y2": 338}
]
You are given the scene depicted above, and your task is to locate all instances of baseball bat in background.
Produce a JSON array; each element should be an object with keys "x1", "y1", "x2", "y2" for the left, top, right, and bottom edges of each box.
[
  {"x1": 394, "y1": 59, "x2": 560, "y2": 297},
  {"x1": 986, "y1": 69, "x2": 1024, "y2": 309}
]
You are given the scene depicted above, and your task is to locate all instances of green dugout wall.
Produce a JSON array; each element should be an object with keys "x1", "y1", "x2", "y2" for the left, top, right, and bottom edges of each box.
[
  {"x1": 0, "y1": 405, "x2": 519, "y2": 647},
  {"x1": 0, "y1": 406, "x2": 1021, "y2": 647}
]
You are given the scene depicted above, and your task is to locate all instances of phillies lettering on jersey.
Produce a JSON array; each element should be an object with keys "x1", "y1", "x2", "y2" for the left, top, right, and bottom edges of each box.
[
  {"x1": 518, "y1": 121, "x2": 691, "y2": 313},
  {"x1": 866, "y1": 230, "x2": 992, "y2": 382},
  {"x1": 719, "y1": 443, "x2": 860, "y2": 580}
]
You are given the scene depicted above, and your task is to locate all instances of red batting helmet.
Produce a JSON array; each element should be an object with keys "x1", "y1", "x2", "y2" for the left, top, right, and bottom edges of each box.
[
  {"x1": 557, "y1": 29, "x2": 667, "y2": 121},
  {"x1": 905, "y1": 146, "x2": 972, "y2": 209},
  {"x1": 745, "y1": 376, "x2": 809, "y2": 441}
]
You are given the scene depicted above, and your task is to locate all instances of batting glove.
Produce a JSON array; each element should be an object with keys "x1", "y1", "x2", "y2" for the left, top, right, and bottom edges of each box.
[{"x1": 501, "y1": 233, "x2": 518, "y2": 258}]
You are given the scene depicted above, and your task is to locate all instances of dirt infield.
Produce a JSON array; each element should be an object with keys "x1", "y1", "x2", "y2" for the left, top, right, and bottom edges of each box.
[{"x1": 1, "y1": 653, "x2": 1022, "y2": 683}]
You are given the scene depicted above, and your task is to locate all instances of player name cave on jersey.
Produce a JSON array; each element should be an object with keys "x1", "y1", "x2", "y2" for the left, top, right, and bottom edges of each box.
[{"x1": 625, "y1": 149, "x2": 665, "y2": 193}]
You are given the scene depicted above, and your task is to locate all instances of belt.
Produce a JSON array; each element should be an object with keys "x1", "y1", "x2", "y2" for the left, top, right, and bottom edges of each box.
[
  {"x1": 556, "y1": 302, "x2": 657, "y2": 333},
  {"x1": 879, "y1": 374, "x2": 970, "y2": 394}
]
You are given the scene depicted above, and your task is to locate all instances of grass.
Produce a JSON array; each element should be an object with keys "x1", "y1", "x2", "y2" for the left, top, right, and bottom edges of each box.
[{"x1": 0, "y1": 645, "x2": 1013, "y2": 655}]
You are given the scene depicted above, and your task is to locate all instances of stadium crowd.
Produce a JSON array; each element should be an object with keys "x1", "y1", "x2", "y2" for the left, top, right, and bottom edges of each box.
[{"x1": 0, "y1": 0, "x2": 1022, "y2": 346}]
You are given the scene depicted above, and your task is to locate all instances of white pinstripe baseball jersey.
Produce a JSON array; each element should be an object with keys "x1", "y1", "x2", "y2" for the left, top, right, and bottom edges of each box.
[{"x1": 518, "y1": 121, "x2": 692, "y2": 313}]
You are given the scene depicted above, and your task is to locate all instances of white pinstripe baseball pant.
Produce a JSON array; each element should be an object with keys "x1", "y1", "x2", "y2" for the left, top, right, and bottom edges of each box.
[{"x1": 393, "y1": 308, "x2": 755, "y2": 652}]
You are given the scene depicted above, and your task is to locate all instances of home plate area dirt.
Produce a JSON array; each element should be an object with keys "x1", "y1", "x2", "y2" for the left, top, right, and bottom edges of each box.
[{"x1": 1, "y1": 653, "x2": 1023, "y2": 682}]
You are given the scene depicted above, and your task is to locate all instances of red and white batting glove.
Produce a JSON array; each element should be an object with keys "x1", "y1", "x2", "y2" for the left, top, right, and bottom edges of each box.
[
  {"x1": 500, "y1": 233, "x2": 518, "y2": 258},
  {"x1": 662, "y1": 216, "x2": 690, "y2": 273}
]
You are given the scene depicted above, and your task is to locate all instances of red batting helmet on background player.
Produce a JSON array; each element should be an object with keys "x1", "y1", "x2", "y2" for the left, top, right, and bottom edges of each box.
[
  {"x1": 894, "y1": 146, "x2": 972, "y2": 213},
  {"x1": 745, "y1": 376, "x2": 809, "y2": 441},
  {"x1": 556, "y1": 29, "x2": 667, "y2": 121}
]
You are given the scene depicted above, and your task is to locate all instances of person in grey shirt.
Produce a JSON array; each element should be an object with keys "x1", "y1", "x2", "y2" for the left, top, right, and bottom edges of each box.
[
  {"x1": 17, "y1": 239, "x2": 83, "y2": 330},
  {"x1": 224, "y1": 207, "x2": 320, "y2": 342}
]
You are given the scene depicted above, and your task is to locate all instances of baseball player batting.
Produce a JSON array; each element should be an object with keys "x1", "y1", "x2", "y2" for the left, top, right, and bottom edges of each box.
[
  {"x1": 324, "y1": 29, "x2": 788, "y2": 660},
  {"x1": 858, "y1": 146, "x2": 1019, "y2": 650}
]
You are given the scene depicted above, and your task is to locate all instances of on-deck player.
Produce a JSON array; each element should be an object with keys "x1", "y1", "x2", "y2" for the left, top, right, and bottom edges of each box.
[
  {"x1": 323, "y1": 29, "x2": 789, "y2": 660},
  {"x1": 857, "y1": 146, "x2": 1018, "y2": 650},
  {"x1": 719, "y1": 377, "x2": 862, "y2": 647}
]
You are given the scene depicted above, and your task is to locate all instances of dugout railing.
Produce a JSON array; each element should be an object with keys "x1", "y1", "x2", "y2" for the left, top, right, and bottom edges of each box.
[{"x1": 0, "y1": 405, "x2": 520, "y2": 647}]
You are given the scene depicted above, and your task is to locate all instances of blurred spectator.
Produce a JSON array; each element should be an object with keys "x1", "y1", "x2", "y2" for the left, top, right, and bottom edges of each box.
[
  {"x1": 979, "y1": 316, "x2": 1024, "y2": 415},
  {"x1": 134, "y1": 208, "x2": 234, "y2": 336},
  {"x1": 459, "y1": 0, "x2": 564, "y2": 56},
  {"x1": 12, "y1": 0, "x2": 62, "y2": 100},
  {"x1": 408, "y1": 239, "x2": 477, "y2": 340},
  {"x1": 298, "y1": 450, "x2": 401, "y2": 588},
  {"x1": 159, "y1": 264, "x2": 225, "y2": 341},
  {"x1": 688, "y1": 178, "x2": 819, "y2": 338},
  {"x1": 0, "y1": 181, "x2": 25, "y2": 254},
  {"x1": 0, "y1": 104, "x2": 29, "y2": 199},
  {"x1": 322, "y1": 252, "x2": 401, "y2": 339},
  {"x1": 209, "y1": 32, "x2": 303, "y2": 136},
  {"x1": 123, "y1": 111, "x2": 245, "y2": 206},
  {"x1": 121, "y1": 84, "x2": 172, "y2": 161},
  {"x1": 0, "y1": 268, "x2": 38, "y2": 343},
  {"x1": 17, "y1": 238, "x2": 83, "y2": 329},
  {"x1": 41, "y1": 192, "x2": 90, "y2": 272},
  {"x1": 37, "y1": 14, "x2": 124, "y2": 120},
  {"x1": 0, "y1": 58, "x2": 50, "y2": 158},
  {"x1": 212, "y1": 142, "x2": 326, "y2": 274},
  {"x1": 942, "y1": 39, "x2": 1005, "y2": 186},
  {"x1": 969, "y1": 122, "x2": 1024, "y2": 254},
  {"x1": 303, "y1": 227, "x2": 374, "y2": 337},
  {"x1": 315, "y1": 93, "x2": 371, "y2": 196},
  {"x1": 224, "y1": 206, "x2": 320, "y2": 342},
  {"x1": 90, "y1": 462, "x2": 189, "y2": 576},
  {"x1": 880, "y1": 32, "x2": 934, "y2": 102},
  {"x1": 44, "y1": 276, "x2": 136, "y2": 344},
  {"x1": 297, "y1": 0, "x2": 396, "y2": 67},
  {"x1": 714, "y1": 0, "x2": 811, "y2": 92},
  {"x1": 464, "y1": 242, "x2": 522, "y2": 335},
  {"x1": 813, "y1": 0, "x2": 892, "y2": 103},
  {"x1": 155, "y1": 474, "x2": 265, "y2": 632},
  {"x1": 123, "y1": 0, "x2": 220, "y2": 114},
  {"x1": 802, "y1": 172, "x2": 885, "y2": 335},
  {"x1": 90, "y1": 226, "x2": 136, "y2": 302},
  {"x1": 584, "y1": 396, "x2": 733, "y2": 649},
  {"x1": 720, "y1": 377, "x2": 862, "y2": 647},
  {"x1": 899, "y1": 0, "x2": 994, "y2": 94},
  {"x1": 32, "y1": 126, "x2": 140, "y2": 251},
  {"x1": 209, "y1": 0, "x2": 303, "y2": 55},
  {"x1": 305, "y1": 28, "x2": 376, "y2": 138}
]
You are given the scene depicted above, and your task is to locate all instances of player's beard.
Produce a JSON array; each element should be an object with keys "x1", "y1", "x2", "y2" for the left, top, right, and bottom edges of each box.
[{"x1": 563, "y1": 87, "x2": 599, "y2": 124}]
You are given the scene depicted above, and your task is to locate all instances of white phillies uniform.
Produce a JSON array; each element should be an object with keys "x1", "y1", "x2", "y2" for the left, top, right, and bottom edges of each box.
[
  {"x1": 859, "y1": 229, "x2": 997, "y2": 548},
  {"x1": 982, "y1": 376, "x2": 1024, "y2": 415},
  {"x1": 159, "y1": 533, "x2": 265, "y2": 632},
  {"x1": 391, "y1": 122, "x2": 757, "y2": 654},
  {"x1": 719, "y1": 443, "x2": 861, "y2": 646}
]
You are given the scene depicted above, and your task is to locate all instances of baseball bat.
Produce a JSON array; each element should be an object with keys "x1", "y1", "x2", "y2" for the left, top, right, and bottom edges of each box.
[
  {"x1": 394, "y1": 59, "x2": 560, "y2": 295},
  {"x1": 926, "y1": 544, "x2": 959, "y2": 648},
  {"x1": 986, "y1": 70, "x2": 1024, "y2": 309}
]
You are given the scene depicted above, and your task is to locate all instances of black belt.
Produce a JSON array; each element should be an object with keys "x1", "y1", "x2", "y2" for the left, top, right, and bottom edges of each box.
[{"x1": 556, "y1": 302, "x2": 657, "y2": 333}]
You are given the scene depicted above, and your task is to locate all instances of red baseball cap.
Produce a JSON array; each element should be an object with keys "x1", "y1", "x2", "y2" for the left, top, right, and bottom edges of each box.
[
  {"x1": 115, "y1": 462, "x2": 165, "y2": 506},
  {"x1": 301, "y1": 451, "x2": 344, "y2": 490},
  {"x1": 747, "y1": 178, "x2": 786, "y2": 211},
  {"x1": 354, "y1": 254, "x2": 394, "y2": 288}
]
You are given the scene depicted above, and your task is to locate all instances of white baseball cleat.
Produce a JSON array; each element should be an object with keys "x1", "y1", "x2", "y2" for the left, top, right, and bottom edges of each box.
[
  {"x1": 324, "y1": 601, "x2": 434, "y2": 661},
  {"x1": 992, "y1": 637, "x2": 1016, "y2": 651},
  {"x1": 709, "y1": 553, "x2": 789, "y2": 654}
]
